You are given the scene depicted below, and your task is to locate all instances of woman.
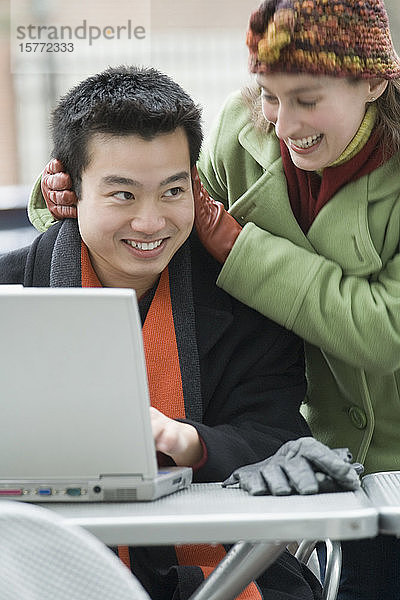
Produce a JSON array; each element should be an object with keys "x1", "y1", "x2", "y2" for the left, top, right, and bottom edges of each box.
[
  {"x1": 31, "y1": 1, "x2": 400, "y2": 597},
  {"x1": 195, "y1": 1, "x2": 400, "y2": 598}
]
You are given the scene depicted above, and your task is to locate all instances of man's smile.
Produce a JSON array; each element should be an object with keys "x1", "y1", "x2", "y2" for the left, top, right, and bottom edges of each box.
[{"x1": 123, "y1": 238, "x2": 164, "y2": 251}]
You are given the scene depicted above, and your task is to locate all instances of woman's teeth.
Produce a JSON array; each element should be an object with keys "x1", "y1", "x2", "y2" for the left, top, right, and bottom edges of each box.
[
  {"x1": 125, "y1": 239, "x2": 163, "y2": 250},
  {"x1": 290, "y1": 134, "x2": 323, "y2": 149}
]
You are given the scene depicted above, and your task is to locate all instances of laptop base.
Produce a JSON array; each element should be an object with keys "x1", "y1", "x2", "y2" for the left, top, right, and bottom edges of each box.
[{"x1": 0, "y1": 468, "x2": 192, "y2": 503}]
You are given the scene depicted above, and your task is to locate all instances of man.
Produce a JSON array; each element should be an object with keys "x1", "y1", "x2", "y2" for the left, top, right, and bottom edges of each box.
[{"x1": 1, "y1": 65, "x2": 353, "y2": 599}]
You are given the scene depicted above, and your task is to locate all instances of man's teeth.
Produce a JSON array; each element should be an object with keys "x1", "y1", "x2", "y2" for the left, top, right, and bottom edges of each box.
[
  {"x1": 290, "y1": 134, "x2": 322, "y2": 149},
  {"x1": 125, "y1": 239, "x2": 163, "y2": 250}
]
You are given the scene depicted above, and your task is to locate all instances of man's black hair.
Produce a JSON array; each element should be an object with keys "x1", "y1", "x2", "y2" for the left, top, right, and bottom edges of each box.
[{"x1": 51, "y1": 65, "x2": 203, "y2": 196}]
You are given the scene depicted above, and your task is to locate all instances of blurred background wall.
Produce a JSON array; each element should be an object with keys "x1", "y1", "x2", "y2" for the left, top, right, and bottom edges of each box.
[
  {"x1": 0, "y1": 0, "x2": 260, "y2": 251},
  {"x1": 2, "y1": 0, "x2": 260, "y2": 187},
  {"x1": 0, "y1": 0, "x2": 399, "y2": 252}
]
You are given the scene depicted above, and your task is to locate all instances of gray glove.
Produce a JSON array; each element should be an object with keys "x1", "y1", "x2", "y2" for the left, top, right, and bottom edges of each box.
[{"x1": 222, "y1": 437, "x2": 363, "y2": 496}]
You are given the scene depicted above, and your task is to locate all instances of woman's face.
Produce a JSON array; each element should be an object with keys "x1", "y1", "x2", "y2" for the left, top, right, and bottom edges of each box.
[{"x1": 257, "y1": 72, "x2": 376, "y2": 171}]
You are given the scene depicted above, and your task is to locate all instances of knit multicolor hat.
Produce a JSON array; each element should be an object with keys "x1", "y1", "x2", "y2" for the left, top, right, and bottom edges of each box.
[{"x1": 246, "y1": 0, "x2": 400, "y2": 79}]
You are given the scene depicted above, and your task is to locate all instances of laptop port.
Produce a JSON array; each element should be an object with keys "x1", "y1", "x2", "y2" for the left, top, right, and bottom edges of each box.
[
  {"x1": 66, "y1": 487, "x2": 82, "y2": 496},
  {"x1": 38, "y1": 488, "x2": 52, "y2": 496},
  {"x1": 0, "y1": 489, "x2": 22, "y2": 496}
]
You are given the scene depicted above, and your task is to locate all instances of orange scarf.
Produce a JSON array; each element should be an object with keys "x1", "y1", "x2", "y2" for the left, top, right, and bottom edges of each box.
[{"x1": 81, "y1": 242, "x2": 261, "y2": 598}]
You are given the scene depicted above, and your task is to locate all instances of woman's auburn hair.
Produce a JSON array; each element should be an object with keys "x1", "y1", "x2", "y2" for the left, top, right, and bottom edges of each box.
[
  {"x1": 242, "y1": 79, "x2": 400, "y2": 156},
  {"x1": 375, "y1": 79, "x2": 400, "y2": 156}
]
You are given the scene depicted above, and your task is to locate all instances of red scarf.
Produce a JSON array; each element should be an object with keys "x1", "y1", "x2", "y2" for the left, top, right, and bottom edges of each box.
[
  {"x1": 80, "y1": 242, "x2": 262, "y2": 598},
  {"x1": 280, "y1": 131, "x2": 388, "y2": 233}
]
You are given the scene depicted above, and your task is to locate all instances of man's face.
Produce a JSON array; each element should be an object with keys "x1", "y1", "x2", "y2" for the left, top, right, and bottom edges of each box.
[{"x1": 77, "y1": 128, "x2": 194, "y2": 296}]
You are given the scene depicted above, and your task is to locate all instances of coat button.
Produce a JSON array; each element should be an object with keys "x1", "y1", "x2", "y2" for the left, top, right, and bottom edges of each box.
[{"x1": 348, "y1": 406, "x2": 367, "y2": 430}]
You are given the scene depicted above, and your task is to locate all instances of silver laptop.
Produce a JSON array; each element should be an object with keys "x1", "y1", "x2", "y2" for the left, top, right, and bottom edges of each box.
[{"x1": 0, "y1": 286, "x2": 192, "y2": 502}]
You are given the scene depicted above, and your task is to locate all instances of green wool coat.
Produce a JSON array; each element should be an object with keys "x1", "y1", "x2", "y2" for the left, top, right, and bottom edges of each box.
[{"x1": 198, "y1": 90, "x2": 400, "y2": 475}]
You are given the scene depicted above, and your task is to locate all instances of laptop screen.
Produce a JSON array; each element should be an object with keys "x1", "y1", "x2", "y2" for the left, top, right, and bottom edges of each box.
[{"x1": 0, "y1": 287, "x2": 158, "y2": 480}]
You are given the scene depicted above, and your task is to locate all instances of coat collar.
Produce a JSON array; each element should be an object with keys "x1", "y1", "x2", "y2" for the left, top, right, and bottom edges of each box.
[
  {"x1": 188, "y1": 231, "x2": 233, "y2": 358},
  {"x1": 238, "y1": 121, "x2": 280, "y2": 170},
  {"x1": 233, "y1": 123, "x2": 314, "y2": 251},
  {"x1": 195, "y1": 304, "x2": 233, "y2": 358},
  {"x1": 236, "y1": 119, "x2": 400, "y2": 276}
]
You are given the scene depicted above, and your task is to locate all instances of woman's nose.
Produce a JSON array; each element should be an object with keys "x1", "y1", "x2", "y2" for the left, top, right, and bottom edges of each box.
[{"x1": 274, "y1": 105, "x2": 300, "y2": 140}]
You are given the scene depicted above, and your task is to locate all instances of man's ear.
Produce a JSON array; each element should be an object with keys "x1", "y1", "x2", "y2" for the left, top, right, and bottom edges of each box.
[{"x1": 367, "y1": 78, "x2": 389, "y2": 102}]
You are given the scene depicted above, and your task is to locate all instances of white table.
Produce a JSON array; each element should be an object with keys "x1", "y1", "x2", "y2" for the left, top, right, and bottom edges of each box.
[
  {"x1": 363, "y1": 471, "x2": 400, "y2": 536},
  {"x1": 44, "y1": 483, "x2": 378, "y2": 600}
]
